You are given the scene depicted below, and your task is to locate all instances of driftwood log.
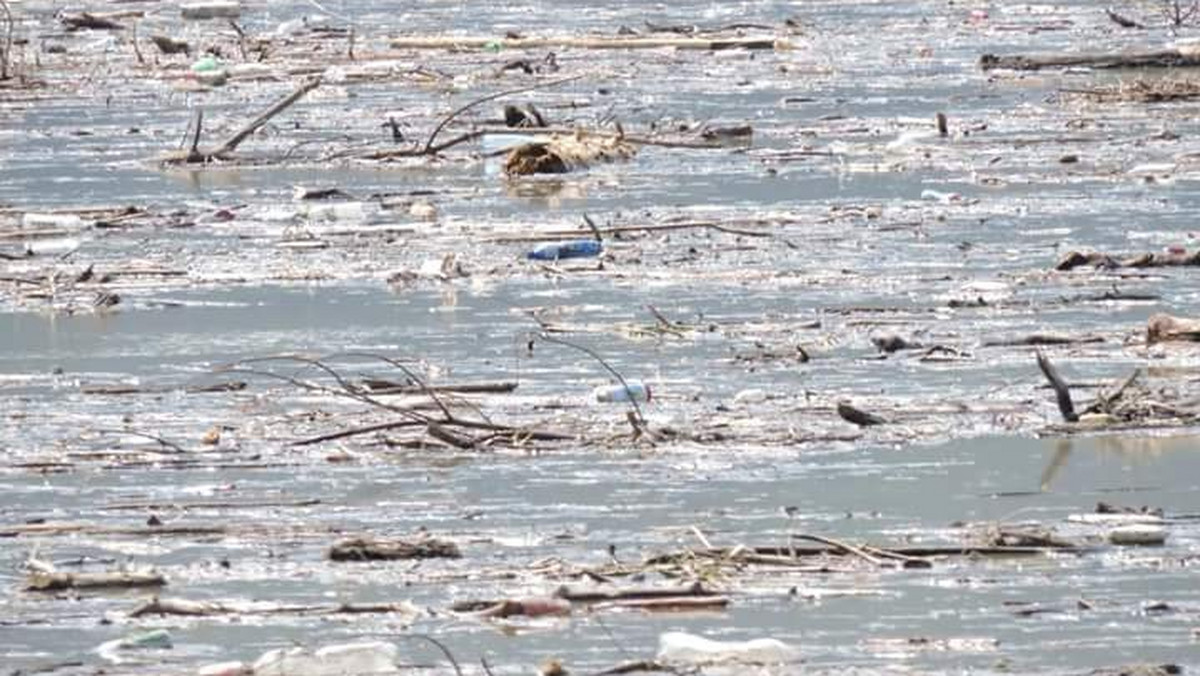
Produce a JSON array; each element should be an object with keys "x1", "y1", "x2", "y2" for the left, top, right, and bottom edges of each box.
[
  {"x1": 837, "y1": 401, "x2": 887, "y2": 427},
  {"x1": 504, "y1": 134, "x2": 636, "y2": 175},
  {"x1": 1146, "y1": 313, "x2": 1200, "y2": 343},
  {"x1": 328, "y1": 536, "x2": 461, "y2": 561},
  {"x1": 981, "y1": 47, "x2": 1200, "y2": 71},
  {"x1": 453, "y1": 596, "x2": 571, "y2": 618},
  {"x1": 26, "y1": 570, "x2": 165, "y2": 591},
  {"x1": 390, "y1": 36, "x2": 789, "y2": 51},
  {"x1": 1056, "y1": 249, "x2": 1200, "y2": 271},
  {"x1": 643, "y1": 542, "x2": 1097, "y2": 566},
  {"x1": 129, "y1": 596, "x2": 418, "y2": 618},
  {"x1": 59, "y1": 11, "x2": 134, "y2": 31}
]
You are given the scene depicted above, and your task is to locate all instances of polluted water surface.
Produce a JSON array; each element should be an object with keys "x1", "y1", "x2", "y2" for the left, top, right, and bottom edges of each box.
[{"x1": 1, "y1": 0, "x2": 1200, "y2": 674}]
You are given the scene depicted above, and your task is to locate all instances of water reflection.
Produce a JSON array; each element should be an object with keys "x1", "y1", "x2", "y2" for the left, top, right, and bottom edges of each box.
[{"x1": 1039, "y1": 434, "x2": 1199, "y2": 492}]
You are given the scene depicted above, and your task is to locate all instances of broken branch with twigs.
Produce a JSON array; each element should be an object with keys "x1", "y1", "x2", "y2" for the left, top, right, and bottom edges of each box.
[{"x1": 160, "y1": 77, "x2": 322, "y2": 164}]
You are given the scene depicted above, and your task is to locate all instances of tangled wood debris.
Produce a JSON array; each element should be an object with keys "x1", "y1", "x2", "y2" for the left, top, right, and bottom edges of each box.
[
  {"x1": 1055, "y1": 249, "x2": 1200, "y2": 271},
  {"x1": 504, "y1": 133, "x2": 637, "y2": 175},
  {"x1": 159, "y1": 77, "x2": 322, "y2": 164},
  {"x1": 1063, "y1": 78, "x2": 1200, "y2": 103},
  {"x1": 1036, "y1": 352, "x2": 1200, "y2": 429}
]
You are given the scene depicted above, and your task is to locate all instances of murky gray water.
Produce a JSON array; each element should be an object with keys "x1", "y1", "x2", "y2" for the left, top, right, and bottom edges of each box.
[{"x1": 3, "y1": 0, "x2": 1200, "y2": 674}]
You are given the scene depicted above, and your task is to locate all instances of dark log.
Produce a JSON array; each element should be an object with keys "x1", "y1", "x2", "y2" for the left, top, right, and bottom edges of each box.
[
  {"x1": 60, "y1": 12, "x2": 124, "y2": 31},
  {"x1": 981, "y1": 49, "x2": 1200, "y2": 71},
  {"x1": 359, "y1": 379, "x2": 519, "y2": 395},
  {"x1": 837, "y1": 401, "x2": 887, "y2": 426},
  {"x1": 985, "y1": 334, "x2": 1103, "y2": 347},
  {"x1": 328, "y1": 536, "x2": 461, "y2": 561},
  {"x1": 150, "y1": 35, "x2": 190, "y2": 55}
]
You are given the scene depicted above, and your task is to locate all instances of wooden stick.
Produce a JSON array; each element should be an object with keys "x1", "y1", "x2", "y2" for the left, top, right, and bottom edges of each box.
[
  {"x1": 129, "y1": 596, "x2": 417, "y2": 617},
  {"x1": 1036, "y1": 351, "x2": 1079, "y2": 423},
  {"x1": 791, "y1": 533, "x2": 886, "y2": 566},
  {"x1": 211, "y1": 77, "x2": 322, "y2": 157},
  {"x1": 592, "y1": 596, "x2": 729, "y2": 611},
  {"x1": 187, "y1": 109, "x2": 203, "y2": 161},
  {"x1": 486, "y1": 220, "x2": 776, "y2": 244},
  {"x1": 291, "y1": 419, "x2": 424, "y2": 446},
  {"x1": 26, "y1": 570, "x2": 165, "y2": 591},
  {"x1": 100, "y1": 498, "x2": 322, "y2": 511},
  {"x1": 391, "y1": 35, "x2": 789, "y2": 51},
  {"x1": 555, "y1": 582, "x2": 715, "y2": 603},
  {"x1": 689, "y1": 525, "x2": 714, "y2": 550},
  {"x1": 360, "y1": 380, "x2": 519, "y2": 395}
]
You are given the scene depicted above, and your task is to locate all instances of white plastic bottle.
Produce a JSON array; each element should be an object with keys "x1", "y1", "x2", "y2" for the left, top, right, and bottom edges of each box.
[
  {"x1": 657, "y1": 631, "x2": 798, "y2": 665},
  {"x1": 252, "y1": 641, "x2": 400, "y2": 676},
  {"x1": 593, "y1": 380, "x2": 651, "y2": 403}
]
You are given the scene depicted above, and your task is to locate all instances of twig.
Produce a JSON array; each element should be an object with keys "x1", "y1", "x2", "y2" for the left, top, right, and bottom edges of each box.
[
  {"x1": 227, "y1": 20, "x2": 247, "y2": 60},
  {"x1": 405, "y1": 635, "x2": 464, "y2": 676},
  {"x1": 535, "y1": 332, "x2": 646, "y2": 425},
  {"x1": 291, "y1": 420, "x2": 425, "y2": 446},
  {"x1": 131, "y1": 20, "x2": 144, "y2": 65},
  {"x1": 582, "y1": 213, "x2": 604, "y2": 242},
  {"x1": 689, "y1": 525, "x2": 713, "y2": 549},
  {"x1": 422, "y1": 73, "x2": 586, "y2": 154},
  {"x1": 1105, "y1": 8, "x2": 1145, "y2": 28},
  {"x1": 1085, "y1": 368, "x2": 1141, "y2": 416},
  {"x1": 487, "y1": 219, "x2": 776, "y2": 243},
  {"x1": 328, "y1": 351, "x2": 458, "y2": 421},
  {"x1": 463, "y1": 124, "x2": 728, "y2": 149},
  {"x1": 91, "y1": 428, "x2": 187, "y2": 454},
  {"x1": 790, "y1": 533, "x2": 885, "y2": 566},
  {"x1": 219, "y1": 354, "x2": 431, "y2": 422}
]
